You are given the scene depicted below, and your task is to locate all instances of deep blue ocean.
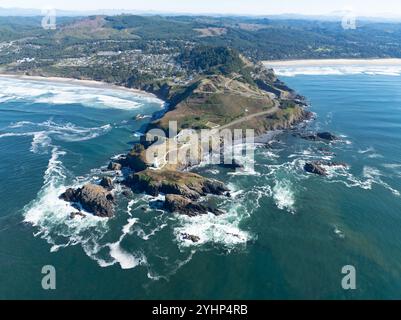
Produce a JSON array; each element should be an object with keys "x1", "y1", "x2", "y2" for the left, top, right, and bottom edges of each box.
[{"x1": 0, "y1": 73, "x2": 401, "y2": 299}]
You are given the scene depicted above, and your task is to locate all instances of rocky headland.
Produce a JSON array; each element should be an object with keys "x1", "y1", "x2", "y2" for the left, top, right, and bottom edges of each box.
[{"x1": 58, "y1": 47, "x2": 313, "y2": 236}]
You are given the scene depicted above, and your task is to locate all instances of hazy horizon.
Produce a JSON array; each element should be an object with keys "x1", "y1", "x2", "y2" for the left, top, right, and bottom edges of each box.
[{"x1": 1, "y1": 0, "x2": 401, "y2": 19}]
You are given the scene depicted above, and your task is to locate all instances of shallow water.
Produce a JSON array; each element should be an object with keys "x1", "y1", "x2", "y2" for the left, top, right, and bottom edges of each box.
[{"x1": 1, "y1": 74, "x2": 401, "y2": 299}]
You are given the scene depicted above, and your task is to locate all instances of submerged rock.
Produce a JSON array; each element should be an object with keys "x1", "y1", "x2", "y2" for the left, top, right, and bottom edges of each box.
[
  {"x1": 60, "y1": 184, "x2": 115, "y2": 217},
  {"x1": 164, "y1": 194, "x2": 224, "y2": 217}
]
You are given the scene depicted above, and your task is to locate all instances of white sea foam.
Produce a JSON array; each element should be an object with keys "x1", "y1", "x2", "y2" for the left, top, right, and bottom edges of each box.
[
  {"x1": 23, "y1": 146, "x2": 149, "y2": 270},
  {"x1": 174, "y1": 209, "x2": 251, "y2": 248},
  {"x1": 99, "y1": 209, "x2": 168, "y2": 269},
  {"x1": 362, "y1": 166, "x2": 400, "y2": 196},
  {"x1": 30, "y1": 132, "x2": 52, "y2": 153},
  {"x1": 0, "y1": 132, "x2": 34, "y2": 139},
  {"x1": 173, "y1": 187, "x2": 253, "y2": 248},
  {"x1": 358, "y1": 147, "x2": 376, "y2": 154},
  {"x1": 368, "y1": 153, "x2": 384, "y2": 159},
  {"x1": 334, "y1": 226, "x2": 345, "y2": 239},
  {"x1": 1, "y1": 120, "x2": 112, "y2": 154},
  {"x1": 273, "y1": 179, "x2": 296, "y2": 213},
  {"x1": 383, "y1": 164, "x2": 401, "y2": 169},
  {"x1": 329, "y1": 165, "x2": 400, "y2": 197},
  {"x1": 23, "y1": 147, "x2": 108, "y2": 243},
  {"x1": 108, "y1": 242, "x2": 146, "y2": 270},
  {"x1": 226, "y1": 181, "x2": 272, "y2": 214},
  {"x1": 357, "y1": 146, "x2": 383, "y2": 158},
  {"x1": 8, "y1": 121, "x2": 33, "y2": 128},
  {"x1": 134, "y1": 223, "x2": 168, "y2": 241},
  {"x1": 269, "y1": 65, "x2": 401, "y2": 77},
  {"x1": 205, "y1": 169, "x2": 220, "y2": 175},
  {"x1": 0, "y1": 77, "x2": 164, "y2": 110}
]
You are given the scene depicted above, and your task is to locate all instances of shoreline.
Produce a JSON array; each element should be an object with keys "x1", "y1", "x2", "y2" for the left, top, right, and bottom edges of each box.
[
  {"x1": 0, "y1": 73, "x2": 159, "y2": 99},
  {"x1": 263, "y1": 58, "x2": 401, "y2": 67}
]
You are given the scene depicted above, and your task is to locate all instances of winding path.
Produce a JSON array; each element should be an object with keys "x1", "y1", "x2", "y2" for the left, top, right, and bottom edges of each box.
[{"x1": 152, "y1": 101, "x2": 280, "y2": 170}]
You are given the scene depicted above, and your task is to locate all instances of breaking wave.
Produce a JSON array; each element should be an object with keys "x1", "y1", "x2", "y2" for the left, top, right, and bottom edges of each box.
[
  {"x1": 0, "y1": 120, "x2": 112, "y2": 154},
  {"x1": 22, "y1": 146, "x2": 150, "y2": 271},
  {"x1": 174, "y1": 206, "x2": 252, "y2": 249},
  {"x1": 0, "y1": 76, "x2": 163, "y2": 110},
  {"x1": 23, "y1": 147, "x2": 110, "y2": 253},
  {"x1": 267, "y1": 64, "x2": 401, "y2": 77},
  {"x1": 273, "y1": 179, "x2": 296, "y2": 213}
]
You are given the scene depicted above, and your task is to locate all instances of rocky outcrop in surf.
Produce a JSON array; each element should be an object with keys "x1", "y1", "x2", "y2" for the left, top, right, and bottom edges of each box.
[
  {"x1": 304, "y1": 161, "x2": 348, "y2": 176},
  {"x1": 304, "y1": 162, "x2": 327, "y2": 176},
  {"x1": 124, "y1": 169, "x2": 230, "y2": 200},
  {"x1": 164, "y1": 194, "x2": 224, "y2": 216},
  {"x1": 107, "y1": 161, "x2": 122, "y2": 171},
  {"x1": 299, "y1": 131, "x2": 338, "y2": 142},
  {"x1": 100, "y1": 176, "x2": 114, "y2": 190},
  {"x1": 60, "y1": 184, "x2": 115, "y2": 217},
  {"x1": 180, "y1": 233, "x2": 201, "y2": 243},
  {"x1": 110, "y1": 144, "x2": 148, "y2": 172},
  {"x1": 70, "y1": 211, "x2": 86, "y2": 219}
]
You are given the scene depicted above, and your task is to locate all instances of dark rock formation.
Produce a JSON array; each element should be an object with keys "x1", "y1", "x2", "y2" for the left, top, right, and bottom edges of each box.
[
  {"x1": 60, "y1": 184, "x2": 115, "y2": 217},
  {"x1": 181, "y1": 233, "x2": 201, "y2": 243},
  {"x1": 164, "y1": 194, "x2": 224, "y2": 217},
  {"x1": 60, "y1": 188, "x2": 76, "y2": 203},
  {"x1": 317, "y1": 132, "x2": 338, "y2": 141},
  {"x1": 121, "y1": 189, "x2": 133, "y2": 198},
  {"x1": 100, "y1": 176, "x2": 114, "y2": 190},
  {"x1": 125, "y1": 169, "x2": 229, "y2": 200},
  {"x1": 299, "y1": 132, "x2": 338, "y2": 142},
  {"x1": 113, "y1": 144, "x2": 148, "y2": 172},
  {"x1": 304, "y1": 162, "x2": 327, "y2": 176},
  {"x1": 107, "y1": 161, "x2": 122, "y2": 171},
  {"x1": 316, "y1": 161, "x2": 348, "y2": 168},
  {"x1": 106, "y1": 145, "x2": 149, "y2": 172},
  {"x1": 304, "y1": 161, "x2": 348, "y2": 176},
  {"x1": 70, "y1": 211, "x2": 86, "y2": 219}
]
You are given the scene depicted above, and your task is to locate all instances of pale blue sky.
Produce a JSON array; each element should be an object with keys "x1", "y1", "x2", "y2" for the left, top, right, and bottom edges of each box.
[{"x1": 0, "y1": 0, "x2": 400, "y2": 17}]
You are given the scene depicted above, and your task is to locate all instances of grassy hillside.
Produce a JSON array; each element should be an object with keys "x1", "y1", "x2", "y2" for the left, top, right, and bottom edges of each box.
[{"x1": 155, "y1": 74, "x2": 275, "y2": 132}]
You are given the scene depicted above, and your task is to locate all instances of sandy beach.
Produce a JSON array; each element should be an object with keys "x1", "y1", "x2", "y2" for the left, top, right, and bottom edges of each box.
[
  {"x1": 263, "y1": 58, "x2": 401, "y2": 67},
  {"x1": 0, "y1": 73, "x2": 157, "y2": 98}
]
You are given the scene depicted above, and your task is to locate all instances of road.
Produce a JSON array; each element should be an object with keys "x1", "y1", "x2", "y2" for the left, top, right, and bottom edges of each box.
[
  {"x1": 218, "y1": 102, "x2": 279, "y2": 130},
  {"x1": 197, "y1": 74, "x2": 274, "y2": 100}
]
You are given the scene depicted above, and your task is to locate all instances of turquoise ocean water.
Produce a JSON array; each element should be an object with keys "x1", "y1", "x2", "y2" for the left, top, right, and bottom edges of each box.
[{"x1": 1, "y1": 72, "x2": 401, "y2": 299}]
